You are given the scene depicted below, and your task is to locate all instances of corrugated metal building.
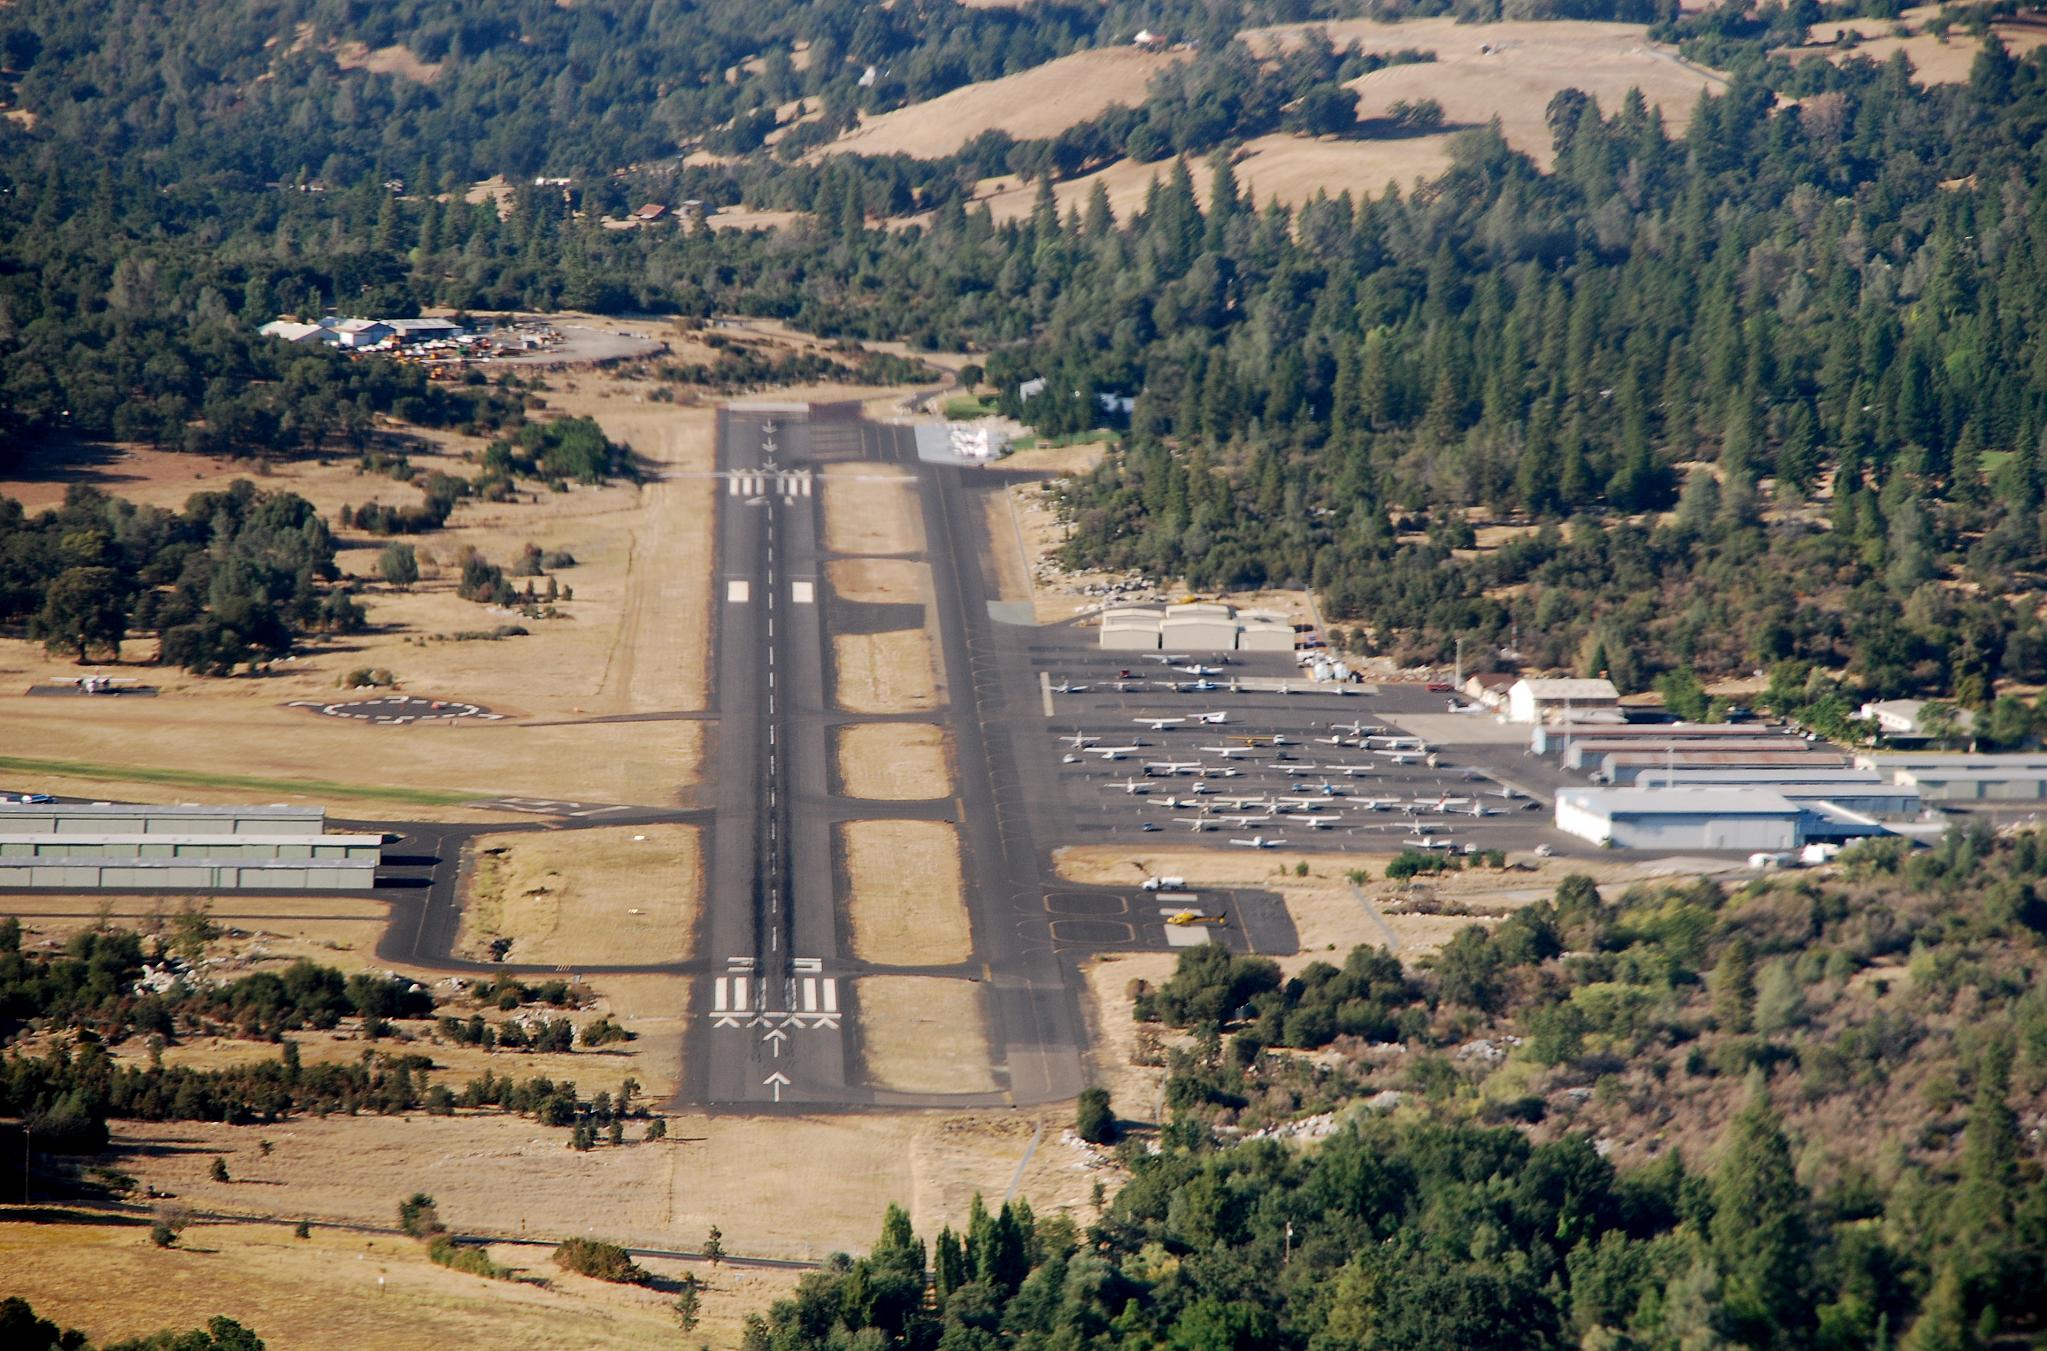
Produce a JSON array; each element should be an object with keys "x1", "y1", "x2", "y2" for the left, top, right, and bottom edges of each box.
[
  {"x1": 0, "y1": 804, "x2": 380, "y2": 890},
  {"x1": 1159, "y1": 604, "x2": 1239, "y2": 652},
  {"x1": 1599, "y1": 750, "x2": 1852, "y2": 786},
  {"x1": 1556, "y1": 788, "x2": 1805, "y2": 851},
  {"x1": 1562, "y1": 736, "x2": 1814, "y2": 773},
  {"x1": 1530, "y1": 721, "x2": 1797, "y2": 755}
]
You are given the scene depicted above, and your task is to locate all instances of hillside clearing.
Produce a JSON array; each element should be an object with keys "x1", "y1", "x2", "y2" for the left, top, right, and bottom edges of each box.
[{"x1": 817, "y1": 47, "x2": 1184, "y2": 160}]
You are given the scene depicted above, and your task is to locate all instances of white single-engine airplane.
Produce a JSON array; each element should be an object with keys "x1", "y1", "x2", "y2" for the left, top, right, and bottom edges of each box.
[
  {"x1": 1229, "y1": 835, "x2": 1286, "y2": 849},
  {"x1": 1134, "y1": 717, "x2": 1188, "y2": 731}
]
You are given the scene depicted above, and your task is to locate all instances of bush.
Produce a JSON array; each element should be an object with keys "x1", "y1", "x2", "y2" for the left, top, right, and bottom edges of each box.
[
  {"x1": 1076, "y1": 1087, "x2": 1117, "y2": 1144},
  {"x1": 581, "y1": 1016, "x2": 633, "y2": 1047},
  {"x1": 398, "y1": 1192, "x2": 444, "y2": 1238},
  {"x1": 553, "y1": 1237, "x2": 649, "y2": 1285},
  {"x1": 429, "y1": 1235, "x2": 514, "y2": 1280}
]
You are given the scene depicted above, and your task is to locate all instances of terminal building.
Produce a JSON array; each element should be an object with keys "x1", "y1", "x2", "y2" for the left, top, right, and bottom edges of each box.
[
  {"x1": 1505, "y1": 677, "x2": 1620, "y2": 724},
  {"x1": 0, "y1": 804, "x2": 382, "y2": 890}
]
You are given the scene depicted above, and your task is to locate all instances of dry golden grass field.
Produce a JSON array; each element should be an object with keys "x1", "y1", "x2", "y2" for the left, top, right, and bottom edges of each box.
[
  {"x1": 1776, "y1": 8, "x2": 2047, "y2": 83},
  {"x1": 839, "y1": 820, "x2": 973, "y2": 965},
  {"x1": 831, "y1": 629, "x2": 941, "y2": 713},
  {"x1": 835, "y1": 722, "x2": 954, "y2": 800},
  {"x1": 817, "y1": 46, "x2": 1184, "y2": 160},
  {"x1": 0, "y1": 1211, "x2": 797, "y2": 1351},
  {"x1": 94, "y1": 1106, "x2": 1102, "y2": 1263},
  {"x1": 857, "y1": 976, "x2": 999, "y2": 1094},
  {"x1": 923, "y1": 17, "x2": 1727, "y2": 227},
  {"x1": 827, "y1": 556, "x2": 930, "y2": 605},
  {"x1": 0, "y1": 363, "x2": 715, "y2": 818},
  {"x1": 458, "y1": 824, "x2": 701, "y2": 967},
  {"x1": 821, "y1": 463, "x2": 924, "y2": 555}
]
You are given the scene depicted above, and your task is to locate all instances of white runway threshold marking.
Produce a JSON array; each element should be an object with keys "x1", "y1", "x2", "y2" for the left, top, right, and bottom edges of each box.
[{"x1": 727, "y1": 580, "x2": 750, "y2": 603}]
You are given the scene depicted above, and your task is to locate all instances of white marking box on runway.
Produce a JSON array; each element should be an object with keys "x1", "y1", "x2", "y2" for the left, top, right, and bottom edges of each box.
[{"x1": 727, "y1": 580, "x2": 750, "y2": 603}]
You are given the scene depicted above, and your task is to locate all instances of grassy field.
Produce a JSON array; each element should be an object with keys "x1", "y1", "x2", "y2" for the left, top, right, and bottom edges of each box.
[
  {"x1": 832, "y1": 630, "x2": 940, "y2": 713},
  {"x1": 816, "y1": 46, "x2": 1182, "y2": 160},
  {"x1": 858, "y1": 977, "x2": 998, "y2": 1094},
  {"x1": 97, "y1": 1107, "x2": 1100, "y2": 1263},
  {"x1": 827, "y1": 557, "x2": 930, "y2": 606},
  {"x1": 0, "y1": 754, "x2": 473, "y2": 806},
  {"x1": 459, "y1": 824, "x2": 701, "y2": 966},
  {"x1": 822, "y1": 464, "x2": 924, "y2": 555},
  {"x1": 0, "y1": 356, "x2": 716, "y2": 823},
  {"x1": 835, "y1": 722, "x2": 953, "y2": 800},
  {"x1": 0, "y1": 1210, "x2": 795, "y2": 1351},
  {"x1": 840, "y1": 820, "x2": 972, "y2": 965}
]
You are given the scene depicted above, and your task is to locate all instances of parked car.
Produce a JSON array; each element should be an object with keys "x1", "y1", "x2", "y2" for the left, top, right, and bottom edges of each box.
[
  {"x1": 1425, "y1": 682, "x2": 1452, "y2": 692},
  {"x1": 8, "y1": 792, "x2": 53, "y2": 804}
]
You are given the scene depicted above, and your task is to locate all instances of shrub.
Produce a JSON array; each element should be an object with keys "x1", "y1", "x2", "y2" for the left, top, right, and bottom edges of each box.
[
  {"x1": 398, "y1": 1192, "x2": 444, "y2": 1238},
  {"x1": 553, "y1": 1237, "x2": 649, "y2": 1285},
  {"x1": 1076, "y1": 1087, "x2": 1118, "y2": 1144},
  {"x1": 581, "y1": 1017, "x2": 633, "y2": 1047},
  {"x1": 429, "y1": 1235, "x2": 513, "y2": 1280}
]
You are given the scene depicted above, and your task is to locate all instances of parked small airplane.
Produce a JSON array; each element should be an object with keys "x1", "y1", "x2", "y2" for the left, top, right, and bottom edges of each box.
[
  {"x1": 1174, "y1": 817, "x2": 1218, "y2": 832},
  {"x1": 1086, "y1": 745, "x2": 1144, "y2": 760},
  {"x1": 1106, "y1": 778, "x2": 1152, "y2": 794},
  {"x1": 1193, "y1": 711, "x2": 1230, "y2": 724},
  {"x1": 1384, "y1": 751, "x2": 1426, "y2": 766},
  {"x1": 1145, "y1": 761, "x2": 1202, "y2": 775},
  {"x1": 1134, "y1": 717, "x2": 1188, "y2": 730},
  {"x1": 1175, "y1": 664, "x2": 1223, "y2": 676},
  {"x1": 1198, "y1": 744, "x2": 1251, "y2": 758},
  {"x1": 1289, "y1": 815, "x2": 1341, "y2": 829},
  {"x1": 1217, "y1": 814, "x2": 1273, "y2": 828},
  {"x1": 1328, "y1": 720, "x2": 1387, "y2": 737},
  {"x1": 1051, "y1": 681, "x2": 1089, "y2": 693},
  {"x1": 1229, "y1": 835, "x2": 1286, "y2": 849},
  {"x1": 1195, "y1": 766, "x2": 1241, "y2": 779},
  {"x1": 1403, "y1": 836, "x2": 1456, "y2": 851},
  {"x1": 1058, "y1": 732, "x2": 1100, "y2": 748}
]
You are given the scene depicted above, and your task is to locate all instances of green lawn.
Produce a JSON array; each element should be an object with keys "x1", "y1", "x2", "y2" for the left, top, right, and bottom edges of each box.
[
  {"x1": 941, "y1": 395, "x2": 995, "y2": 419},
  {"x1": 0, "y1": 755, "x2": 477, "y2": 807}
]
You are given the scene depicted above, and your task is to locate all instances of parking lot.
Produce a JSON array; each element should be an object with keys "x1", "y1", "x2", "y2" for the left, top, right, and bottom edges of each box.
[{"x1": 1021, "y1": 631, "x2": 1591, "y2": 859}]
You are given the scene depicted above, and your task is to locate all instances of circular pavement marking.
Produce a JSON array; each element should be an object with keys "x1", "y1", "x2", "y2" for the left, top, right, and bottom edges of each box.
[
  {"x1": 1048, "y1": 918, "x2": 1136, "y2": 946},
  {"x1": 286, "y1": 694, "x2": 502, "y2": 724}
]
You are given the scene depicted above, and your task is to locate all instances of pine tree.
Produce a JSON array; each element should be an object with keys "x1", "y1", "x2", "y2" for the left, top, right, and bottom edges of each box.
[{"x1": 1710, "y1": 1084, "x2": 1813, "y2": 1345}]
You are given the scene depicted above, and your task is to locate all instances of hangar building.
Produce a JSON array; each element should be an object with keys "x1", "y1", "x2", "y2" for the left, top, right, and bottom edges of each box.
[{"x1": 0, "y1": 803, "x2": 382, "y2": 890}]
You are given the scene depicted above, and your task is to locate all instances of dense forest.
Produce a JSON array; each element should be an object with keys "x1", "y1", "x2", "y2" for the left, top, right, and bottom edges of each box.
[
  {"x1": 744, "y1": 828, "x2": 2047, "y2": 1348},
  {"x1": 5, "y1": 1, "x2": 2047, "y2": 696}
]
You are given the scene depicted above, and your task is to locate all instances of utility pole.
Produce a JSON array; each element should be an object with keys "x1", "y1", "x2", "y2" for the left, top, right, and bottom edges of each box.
[{"x1": 1454, "y1": 636, "x2": 1464, "y2": 689}]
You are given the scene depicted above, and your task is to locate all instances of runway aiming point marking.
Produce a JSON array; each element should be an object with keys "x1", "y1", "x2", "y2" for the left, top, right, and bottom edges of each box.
[{"x1": 288, "y1": 695, "x2": 500, "y2": 724}]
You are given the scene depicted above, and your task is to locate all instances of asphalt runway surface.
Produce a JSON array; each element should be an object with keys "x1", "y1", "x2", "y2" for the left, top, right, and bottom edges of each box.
[{"x1": 670, "y1": 404, "x2": 1293, "y2": 1112}]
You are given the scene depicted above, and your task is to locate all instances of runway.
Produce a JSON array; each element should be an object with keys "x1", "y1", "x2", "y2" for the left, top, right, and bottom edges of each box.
[{"x1": 679, "y1": 405, "x2": 1293, "y2": 1112}]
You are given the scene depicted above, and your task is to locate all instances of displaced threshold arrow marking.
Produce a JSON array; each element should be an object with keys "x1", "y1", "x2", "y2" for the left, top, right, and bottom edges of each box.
[
  {"x1": 763, "y1": 1071, "x2": 790, "y2": 1102},
  {"x1": 763, "y1": 1028, "x2": 787, "y2": 1057}
]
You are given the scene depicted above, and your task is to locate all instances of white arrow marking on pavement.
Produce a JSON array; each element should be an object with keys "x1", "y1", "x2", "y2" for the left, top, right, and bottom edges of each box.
[
  {"x1": 764, "y1": 1028, "x2": 787, "y2": 1057},
  {"x1": 763, "y1": 1071, "x2": 790, "y2": 1102}
]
